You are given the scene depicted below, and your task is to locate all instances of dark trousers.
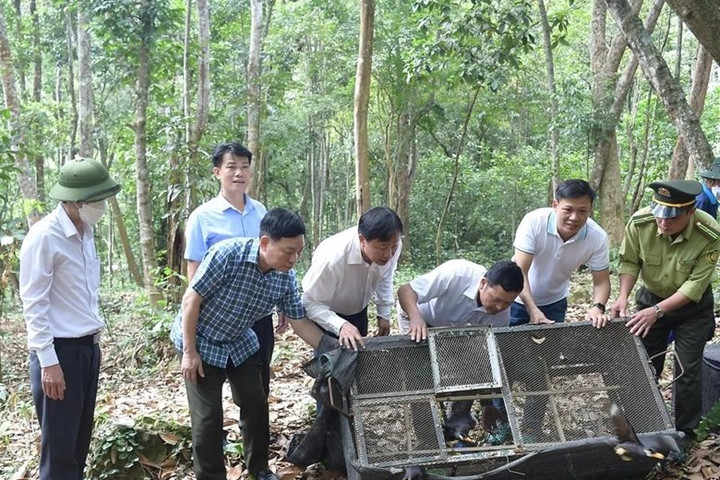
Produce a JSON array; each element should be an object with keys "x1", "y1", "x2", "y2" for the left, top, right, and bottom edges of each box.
[
  {"x1": 509, "y1": 298, "x2": 568, "y2": 327},
  {"x1": 184, "y1": 350, "x2": 268, "y2": 480},
  {"x1": 252, "y1": 314, "x2": 274, "y2": 396},
  {"x1": 29, "y1": 341, "x2": 101, "y2": 480},
  {"x1": 636, "y1": 286, "x2": 715, "y2": 431},
  {"x1": 324, "y1": 306, "x2": 369, "y2": 338}
]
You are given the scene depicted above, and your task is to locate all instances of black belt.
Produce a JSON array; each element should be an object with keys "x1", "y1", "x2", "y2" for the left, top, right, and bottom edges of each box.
[{"x1": 54, "y1": 333, "x2": 101, "y2": 345}]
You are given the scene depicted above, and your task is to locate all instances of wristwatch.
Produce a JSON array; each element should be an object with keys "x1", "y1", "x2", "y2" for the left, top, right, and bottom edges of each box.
[
  {"x1": 652, "y1": 304, "x2": 665, "y2": 318},
  {"x1": 593, "y1": 302, "x2": 606, "y2": 313}
]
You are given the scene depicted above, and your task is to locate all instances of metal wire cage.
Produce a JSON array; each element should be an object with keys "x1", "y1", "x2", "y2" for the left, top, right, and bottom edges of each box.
[{"x1": 347, "y1": 321, "x2": 673, "y2": 470}]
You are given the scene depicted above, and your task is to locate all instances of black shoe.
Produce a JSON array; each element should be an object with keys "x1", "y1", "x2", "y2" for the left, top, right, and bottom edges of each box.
[{"x1": 256, "y1": 469, "x2": 279, "y2": 480}]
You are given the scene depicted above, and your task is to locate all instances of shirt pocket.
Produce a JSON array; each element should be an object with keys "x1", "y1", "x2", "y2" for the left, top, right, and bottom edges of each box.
[
  {"x1": 87, "y1": 256, "x2": 101, "y2": 292},
  {"x1": 643, "y1": 253, "x2": 662, "y2": 275},
  {"x1": 676, "y1": 258, "x2": 696, "y2": 274}
]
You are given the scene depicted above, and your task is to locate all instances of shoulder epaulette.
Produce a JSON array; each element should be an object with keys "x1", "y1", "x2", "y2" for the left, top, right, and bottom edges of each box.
[
  {"x1": 631, "y1": 213, "x2": 655, "y2": 226},
  {"x1": 696, "y1": 221, "x2": 720, "y2": 242}
]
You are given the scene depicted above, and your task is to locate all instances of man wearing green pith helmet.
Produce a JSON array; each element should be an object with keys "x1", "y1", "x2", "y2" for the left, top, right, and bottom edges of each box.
[{"x1": 20, "y1": 158, "x2": 121, "y2": 479}]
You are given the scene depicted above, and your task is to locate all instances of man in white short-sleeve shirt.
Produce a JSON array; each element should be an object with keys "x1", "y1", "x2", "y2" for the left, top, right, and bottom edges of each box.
[
  {"x1": 397, "y1": 260, "x2": 524, "y2": 342},
  {"x1": 511, "y1": 179, "x2": 611, "y2": 328}
]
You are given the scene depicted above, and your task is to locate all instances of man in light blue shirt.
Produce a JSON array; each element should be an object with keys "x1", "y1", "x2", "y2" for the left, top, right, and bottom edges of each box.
[{"x1": 184, "y1": 142, "x2": 275, "y2": 395}]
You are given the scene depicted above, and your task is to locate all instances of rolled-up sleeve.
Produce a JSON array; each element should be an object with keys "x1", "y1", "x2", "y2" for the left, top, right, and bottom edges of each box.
[
  {"x1": 617, "y1": 222, "x2": 642, "y2": 279},
  {"x1": 373, "y1": 238, "x2": 402, "y2": 319},
  {"x1": 678, "y1": 237, "x2": 720, "y2": 302}
]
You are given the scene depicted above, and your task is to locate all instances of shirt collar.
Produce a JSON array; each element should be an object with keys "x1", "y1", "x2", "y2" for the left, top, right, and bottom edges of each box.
[
  {"x1": 547, "y1": 211, "x2": 588, "y2": 240},
  {"x1": 462, "y1": 282, "x2": 486, "y2": 313},
  {"x1": 215, "y1": 193, "x2": 254, "y2": 214},
  {"x1": 656, "y1": 214, "x2": 695, "y2": 244},
  {"x1": 55, "y1": 203, "x2": 82, "y2": 238},
  {"x1": 702, "y1": 184, "x2": 718, "y2": 205},
  {"x1": 348, "y1": 227, "x2": 366, "y2": 265},
  {"x1": 247, "y1": 238, "x2": 261, "y2": 265}
]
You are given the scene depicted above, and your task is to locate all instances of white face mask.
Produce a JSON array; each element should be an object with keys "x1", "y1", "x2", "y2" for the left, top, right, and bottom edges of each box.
[
  {"x1": 712, "y1": 185, "x2": 720, "y2": 200},
  {"x1": 78, "y1": 199, "x2": 107, "y2": 226}
]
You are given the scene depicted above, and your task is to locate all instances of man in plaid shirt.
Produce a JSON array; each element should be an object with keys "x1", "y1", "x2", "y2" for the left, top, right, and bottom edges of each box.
[{"x1": 171, "y1": 208, "x2": 323, "y2": 480}]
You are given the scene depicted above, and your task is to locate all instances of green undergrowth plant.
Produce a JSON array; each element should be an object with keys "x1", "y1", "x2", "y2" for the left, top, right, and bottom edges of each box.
[
  {"x1": 87, "y1": 415, "x2": 192, "y2": 480},
  {"x1": 696, "y1": 400, "x2": 720, "y2": 442}
]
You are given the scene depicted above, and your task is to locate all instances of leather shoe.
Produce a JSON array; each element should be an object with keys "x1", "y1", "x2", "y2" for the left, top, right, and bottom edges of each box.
[{"x1": 256, "y1": 469, "x2": 279, "y2": 480}]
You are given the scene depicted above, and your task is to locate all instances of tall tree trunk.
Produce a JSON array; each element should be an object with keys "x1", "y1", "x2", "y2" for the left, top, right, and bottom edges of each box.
[
  {"x1": 134, "y1": 5, "x2": 161, "y2": 306},
  {"x1": 665, "y1": 0, "x2": 720, "y2": 65},
  {"x1": 590, "y1": 0, "x2": 627, "y2": 246},
  {"x1": 434, "y1": 87, "x2": 480, "y2": 266},
  {"x1": 668, "y1": 44, "x2": 713, "y2": 179},
  {"x1": 31, "y1": 0, "x2": 44, "y2": 203},
  {"x1": 65, "y1": 10, "x2": 77, "y2": 160},
  {"x1": 247, "y1": 0, "x2": 264, "y2": 199},
  {"x1": 168, "y1": 0, "x2": 209, "y2": 285},
  {"x1": 77, "y1": 7, "x2": 94, "y2": 159},
  {"x1": 31, "y1": 0, "x2": 40, "y2": 101},
  {"x1": 13, "y1": 0, "x2": 25, "y2": 97},
  {"x1": 190, "y1": 0, "x2": 209, "y2": 149},
  {"x1": 99, "y1": 143, "x2": 143, "y2": 287},
  {"x1": 389, "y1": 113, "x2": 416, "y2": 259},
  {"x1": 537, "y1": 0, "x2": 560, "y2": 191},
  {"x1": 606, "y1": 0, "x2": 715, "y2": 172},
  {"x1": 182, "y1": 0, "x2": 197, "y2": 216},
  {"x1": 674, "y1": 16, "x2": 683, "y2": 79},
  {"x1": 354, "y1": 0, "x2": 374, "y2": 216},
  {"x1": 590, "y1": 0, "x2": 662, "y2": 245},
  {"x1": 0, "y1": 3, "x2": 40, "y2": 227}
]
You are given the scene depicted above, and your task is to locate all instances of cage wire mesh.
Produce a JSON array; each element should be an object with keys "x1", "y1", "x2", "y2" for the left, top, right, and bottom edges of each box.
[{"x1": 348, "y1": 321, "x2": 673, "y2": 470}]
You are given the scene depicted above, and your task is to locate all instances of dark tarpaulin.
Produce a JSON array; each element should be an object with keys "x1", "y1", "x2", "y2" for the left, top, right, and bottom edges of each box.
[{"x1": 286, "y1": 336, "x2": 357, "y2": 473}]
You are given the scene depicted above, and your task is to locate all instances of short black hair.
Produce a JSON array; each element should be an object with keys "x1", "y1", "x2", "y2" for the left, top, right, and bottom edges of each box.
[
  {"x1": 484, "y1": 261, "x2": 524, "y2": 293},
  {"x1": 260, "y1": 208, "x2": 306, "y2": 240},
  {"x1": 212, "y1": 142, "x2": 253, "y2": 168},
  {"x1": 358, "y1": 206, "x2": 403, "y2": 242},
  {"x1": 555, "y1": 179, "x2": 596, "y2": 204}
]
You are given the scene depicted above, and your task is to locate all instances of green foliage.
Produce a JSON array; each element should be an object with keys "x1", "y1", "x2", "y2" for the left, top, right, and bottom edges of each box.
[
  {"x1": 87, "y1": 420, "x2": 145, "y2": 479},
  {"x1": 696, "y1": 399, "x2": 720, "y2": 442},
  {"x1": 87, "y1": 415, "x2": 191, "y2": 479},
  {"x1": 409, "y1": 0, "x2": 535, "y2": 90},
  {"x1": 223, "y1": 441, "x2": 244, "y2": 459}
]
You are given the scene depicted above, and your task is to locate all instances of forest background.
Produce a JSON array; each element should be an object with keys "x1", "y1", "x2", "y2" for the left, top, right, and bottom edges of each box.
[{"x1": 1, "y1": 0, "x2": 720, "y2": 478}]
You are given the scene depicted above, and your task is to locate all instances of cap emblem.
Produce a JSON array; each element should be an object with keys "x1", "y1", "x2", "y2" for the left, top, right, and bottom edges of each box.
[{"x1": 658, "y1": 187, "x2": 671, "y2": 196}]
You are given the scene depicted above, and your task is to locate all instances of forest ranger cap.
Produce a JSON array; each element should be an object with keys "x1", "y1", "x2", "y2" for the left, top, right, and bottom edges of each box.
[
  {"x1": 49, "y1": 158, "x2": 121, "y2": 203},
  {"x1": 699, "y1": 157, "x2": 720, "y2": 180},
  {"x1": 648, "y1": 180, "x2": 702, "y2": 219}
]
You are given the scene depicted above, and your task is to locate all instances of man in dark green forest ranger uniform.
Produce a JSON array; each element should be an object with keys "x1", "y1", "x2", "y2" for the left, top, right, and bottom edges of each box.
[{"x1": 611, "y1": 180, "x2": 720, "y2": 439}]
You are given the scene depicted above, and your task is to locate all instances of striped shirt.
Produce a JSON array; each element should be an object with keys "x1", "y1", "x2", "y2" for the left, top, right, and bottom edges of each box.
[{"x1": 170, "y1": 237, "x2": 305, "y2": 367}]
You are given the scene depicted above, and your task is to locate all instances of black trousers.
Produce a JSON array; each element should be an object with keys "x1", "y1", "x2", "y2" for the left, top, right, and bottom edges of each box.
[
  {"x1": 184, "y1": 350, "x2": 268, "y2": 480},
  {"x1": 30, "y1": 341, "x2": 101, "y2": 480},
  {"x1": 636, "y1": 286, "x2": 715, "y2": 431},
  {"x1": 323, "y1": 306, "x2": 369, "y2": 338},
  {"x1": 252, "y1": 314, "x2": 274, "y2": 396}
]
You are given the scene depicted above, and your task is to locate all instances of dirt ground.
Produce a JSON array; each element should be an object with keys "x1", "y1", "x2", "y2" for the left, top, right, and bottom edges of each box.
[{"x1": 1, "y1": 282, "x2": 719, "y2": 480}]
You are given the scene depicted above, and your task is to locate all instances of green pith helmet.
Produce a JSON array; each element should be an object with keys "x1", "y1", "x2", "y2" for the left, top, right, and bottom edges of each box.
[
  {"x1": 699, "y1": 157, "x2": 720, "y2": 180},
  {"x1": 49, "y1": 158, "x2": 121, "y2": 202}
]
